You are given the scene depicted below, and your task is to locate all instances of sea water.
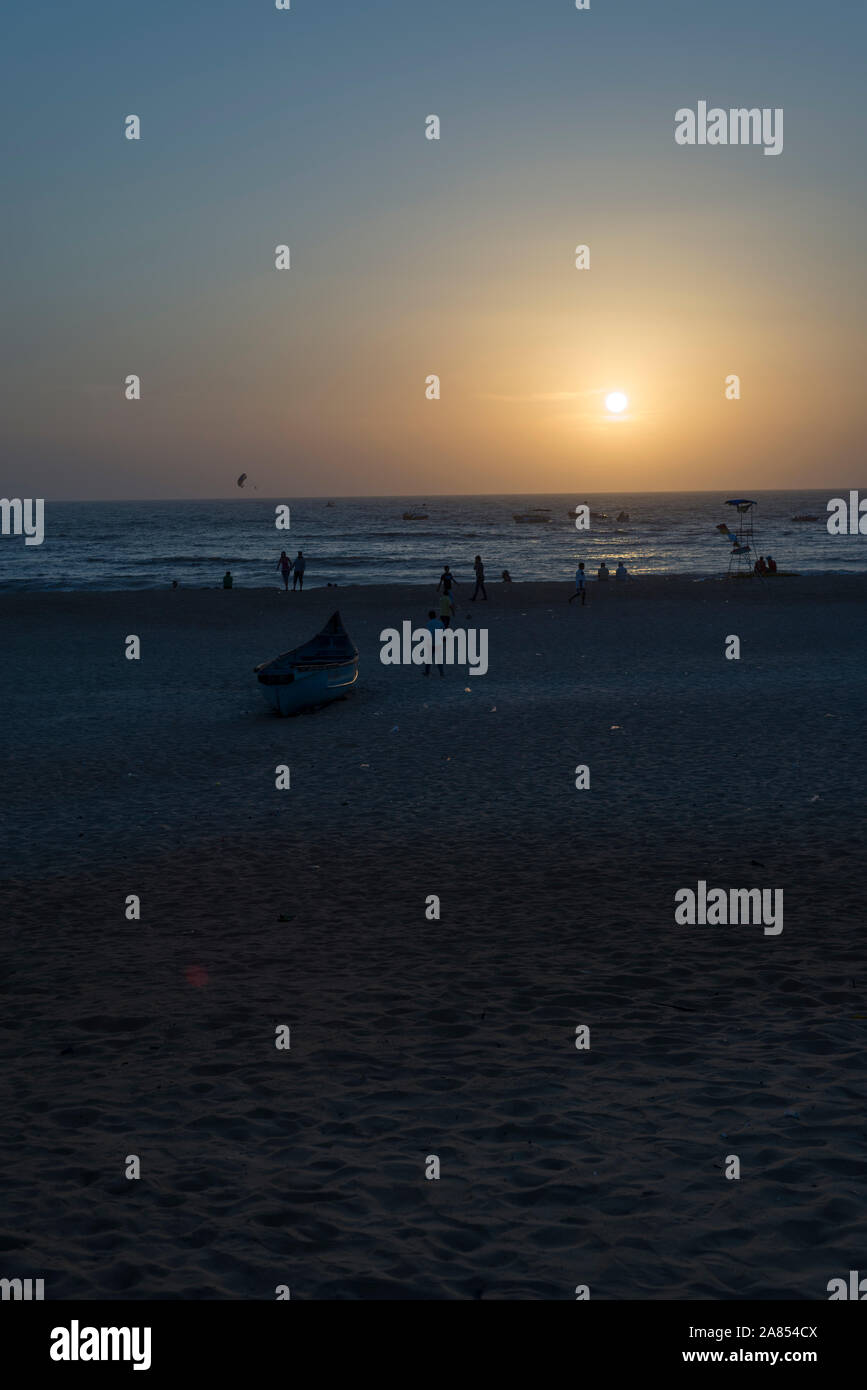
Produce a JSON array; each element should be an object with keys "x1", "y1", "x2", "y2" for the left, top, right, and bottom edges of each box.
[{"x1": 0, "y1": 491, "x2": 860, "y2": 592}]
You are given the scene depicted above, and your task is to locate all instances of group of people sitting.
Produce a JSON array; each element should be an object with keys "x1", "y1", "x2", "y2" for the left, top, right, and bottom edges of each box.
[
  {"x1": 598, "y1": 561, "x2": 629, "y2": 582},
  {"x1": 754, "y1": 554, "x2": 778, "y2": 575}
]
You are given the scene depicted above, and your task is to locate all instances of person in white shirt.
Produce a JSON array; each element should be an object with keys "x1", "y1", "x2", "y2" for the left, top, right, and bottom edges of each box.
[
  {"x1": 424, "y1": 610, "x2": 445, "y2": 677},
  {"x1": 568, "y1": 562, "x2": 587, "y2": 605}
]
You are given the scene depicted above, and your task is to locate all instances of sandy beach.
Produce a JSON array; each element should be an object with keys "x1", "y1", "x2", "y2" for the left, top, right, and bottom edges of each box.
[{"x1": 2, "y1": 576, "x2": 866, "y2": 1299}]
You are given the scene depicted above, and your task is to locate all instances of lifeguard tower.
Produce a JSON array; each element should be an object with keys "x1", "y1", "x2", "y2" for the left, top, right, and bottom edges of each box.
[{"x1": 719, "y1": 498, "x2": 758, "y2": 578}]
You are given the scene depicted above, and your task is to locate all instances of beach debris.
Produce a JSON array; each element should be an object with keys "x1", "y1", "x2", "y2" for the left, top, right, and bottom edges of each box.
[
  {"x1": 610, "y1": 724, "x2": 622, "y2": 730},
  {"x1": 784, "y1": 1109, "x2": 800, "y2": 1119},
  {"x1": 278, "y1": 913, "x2": 296, "y2": 922},
  {"x1": 464, "y1": 687, "x2": 472, "y2": 693},
  {"x1": 490, "y1": 706, "x2": 497, "y2": 711},
  {"x1": 390, "y1": 725, "x2": 399, "y2": 732},
  {"x1": 809, "y1": 795, "x2": 821, "y2": 802}
]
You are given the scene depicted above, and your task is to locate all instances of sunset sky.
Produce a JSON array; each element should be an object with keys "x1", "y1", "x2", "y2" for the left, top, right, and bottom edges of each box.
[{"x1": 4, "y1": 0, "x2": 865, "y2": 498}]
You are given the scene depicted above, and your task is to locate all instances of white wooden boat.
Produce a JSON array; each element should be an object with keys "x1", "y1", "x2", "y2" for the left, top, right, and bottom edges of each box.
[{"x1": 255, "y1": 612, "x2": 358, "y2": 715}]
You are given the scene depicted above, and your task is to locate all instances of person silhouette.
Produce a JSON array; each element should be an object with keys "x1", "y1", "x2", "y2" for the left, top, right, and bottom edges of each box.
[
  {"x1": 569, "y1": 562, "x2": 587, "y2": 604},
  {"x1": 471, "y1": 555, "x2": 487, "y2": 601}
]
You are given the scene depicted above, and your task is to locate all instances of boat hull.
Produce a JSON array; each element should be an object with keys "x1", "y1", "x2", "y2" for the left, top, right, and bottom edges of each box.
[
  {"x1": 255, "y1": 610, "x2": 359, "y2": 715},
  {"x1": 258, "y1": 660, "x2": 358, "y2": 715}
]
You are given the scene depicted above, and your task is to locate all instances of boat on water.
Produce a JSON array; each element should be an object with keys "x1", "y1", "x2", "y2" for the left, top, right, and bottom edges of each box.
[
  {"x1": 616, "y1": 511, "x2": 630, "y2": 522},
  {"x1": 566, "y1": 506, "x2": 607, "y2": 521},
  {"x1": 514, "y1": 509, "x2": 551, "y2": 523},
  {"x1": 402, "y1": 511, "x2": 428, "y2": 520},
  {"x1": 791, "y1": 514, "x2": 819, "y2": 522},
  {"x1": 254, "y1": 611, "x2": 358, "y2": 715}
]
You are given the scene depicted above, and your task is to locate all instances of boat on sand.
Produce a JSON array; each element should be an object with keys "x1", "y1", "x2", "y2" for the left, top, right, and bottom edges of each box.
[{"x1": 254, "y1": 612, "x2": 358, "y2": 715}]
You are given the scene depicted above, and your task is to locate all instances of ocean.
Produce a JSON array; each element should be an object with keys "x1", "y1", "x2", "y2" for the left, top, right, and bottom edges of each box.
[{"x1": 0, "y1": 491, "x2": 861, "y2": 592}]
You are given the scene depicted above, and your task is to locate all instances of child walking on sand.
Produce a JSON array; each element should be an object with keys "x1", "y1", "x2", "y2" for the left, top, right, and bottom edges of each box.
[{"x1": 424, "y1": 610, "x2": 445, "y2": 677}]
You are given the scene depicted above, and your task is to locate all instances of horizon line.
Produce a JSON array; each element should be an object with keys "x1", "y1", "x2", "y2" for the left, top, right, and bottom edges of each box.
[{"x1": 28, "y1": 488, "x2": 845, "y2": 505}]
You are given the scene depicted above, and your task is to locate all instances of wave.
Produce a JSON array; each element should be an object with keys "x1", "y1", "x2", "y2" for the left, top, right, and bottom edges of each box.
[{"x1": 123, "y1": 556, "x2": 259, "y2": 565}]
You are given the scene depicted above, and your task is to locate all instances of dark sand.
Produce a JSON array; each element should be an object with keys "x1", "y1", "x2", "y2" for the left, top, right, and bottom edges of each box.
[{"x1": 2, "y1": 577, "x2": 866, "y2": 1298}]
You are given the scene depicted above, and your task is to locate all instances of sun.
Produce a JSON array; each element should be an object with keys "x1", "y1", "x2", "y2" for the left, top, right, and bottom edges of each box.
[{"x1": 605, "y1": 391, "x2": 628, "y2": 414}]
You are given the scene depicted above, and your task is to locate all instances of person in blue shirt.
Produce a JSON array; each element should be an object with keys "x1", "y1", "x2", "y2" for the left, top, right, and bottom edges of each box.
[{"x1": 424, "y1": 610, "x2": 445, "y2": 677}]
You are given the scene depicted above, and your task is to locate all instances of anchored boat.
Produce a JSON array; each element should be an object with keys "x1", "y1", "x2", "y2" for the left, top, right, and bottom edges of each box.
[{"x1": 254, "y1": 611, "x2": 358, "y2": 715}]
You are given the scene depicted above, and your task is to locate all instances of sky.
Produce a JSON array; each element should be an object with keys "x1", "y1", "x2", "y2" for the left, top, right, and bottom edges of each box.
[{"x1": 2, "y1": 0, "x2": 866, "y2": 499}]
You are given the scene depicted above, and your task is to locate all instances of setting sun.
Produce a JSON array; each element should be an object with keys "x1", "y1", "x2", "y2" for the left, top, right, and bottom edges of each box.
[{"x1": 605, "y1": 391, "x2": 629, "y2": 414}]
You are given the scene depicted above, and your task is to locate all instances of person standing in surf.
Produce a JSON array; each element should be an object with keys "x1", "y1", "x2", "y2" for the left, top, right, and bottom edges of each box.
[
  {"x1": 277, "y1": 550, "x2": 293, "y2": 591},
  {"x1": 293, "y1": 550, "x2": 306, "y2": 590}
]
